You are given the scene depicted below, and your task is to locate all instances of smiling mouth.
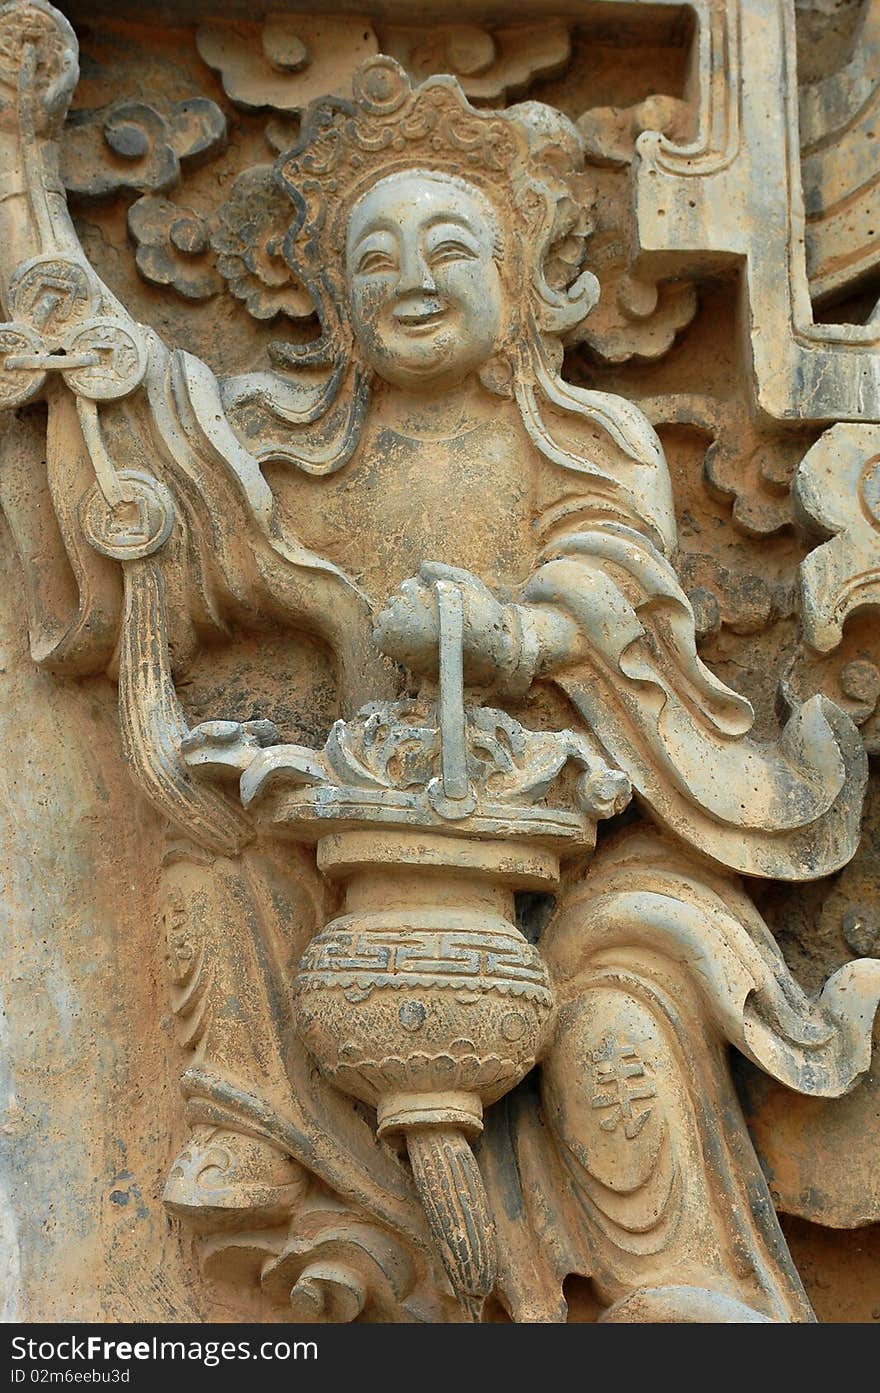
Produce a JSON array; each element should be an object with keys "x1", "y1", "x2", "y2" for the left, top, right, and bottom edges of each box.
[
  {"x1": 393, "y1": 308, "x2": 448, "y2": 332},
  {"x1": 391, "y1": 296, "x2": 449, "y2": 332}
]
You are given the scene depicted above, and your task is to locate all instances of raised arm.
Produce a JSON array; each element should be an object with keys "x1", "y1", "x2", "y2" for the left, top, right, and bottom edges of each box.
[
  {"x1": 372, "y1": 517, "x2": 866, "y2": 883},
  {"x1": 0, "y1": 1, "x2": 131, "y2": 313},
  {"x1": 0, "y1": 0, "x2": 158, "y2": 535}
]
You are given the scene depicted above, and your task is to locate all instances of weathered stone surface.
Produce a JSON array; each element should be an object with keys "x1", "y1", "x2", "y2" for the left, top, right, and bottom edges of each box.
[{"x1": 0, "y1": 0, "x2": 878, "y2": 1326}]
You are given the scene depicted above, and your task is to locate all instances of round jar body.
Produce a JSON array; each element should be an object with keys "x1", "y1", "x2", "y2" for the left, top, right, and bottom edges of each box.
[{"x1": 292, "y1": 904, "x2": 554, "y2": 1128}]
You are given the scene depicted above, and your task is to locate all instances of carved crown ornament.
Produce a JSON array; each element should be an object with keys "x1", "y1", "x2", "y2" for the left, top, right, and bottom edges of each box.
[{"x1": 0, "y1": 0, "x2": 878, "y2": 1328}]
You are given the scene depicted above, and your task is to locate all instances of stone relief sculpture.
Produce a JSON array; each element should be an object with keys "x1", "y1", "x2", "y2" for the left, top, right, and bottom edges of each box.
[{"x1": 0, "y1": 0, "x2": 878, "y2": 1323}]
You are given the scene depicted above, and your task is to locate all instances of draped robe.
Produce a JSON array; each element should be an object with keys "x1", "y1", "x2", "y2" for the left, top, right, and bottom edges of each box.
[{"x1": 4, "y1": 334, "x2": 879, "y2": 1320}]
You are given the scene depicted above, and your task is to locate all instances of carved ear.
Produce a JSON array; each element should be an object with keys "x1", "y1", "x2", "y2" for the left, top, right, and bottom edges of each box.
[{"x1": 478, "y1": 354, "x2": 515, "y2": 398}]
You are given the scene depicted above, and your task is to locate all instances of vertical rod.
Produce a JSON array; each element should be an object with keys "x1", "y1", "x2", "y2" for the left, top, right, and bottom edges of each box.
[
  {"x1": 18, "y1": 45, "x2": 55, "y2": 253},
  {"x1": 76, "y1": 395, "x2": 135, "y2": 506},
  {"x1": 433, "y1": 579, "x2": 469, "y2": 801}
]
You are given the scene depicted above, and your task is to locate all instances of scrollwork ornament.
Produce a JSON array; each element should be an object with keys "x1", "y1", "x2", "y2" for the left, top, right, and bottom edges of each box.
[
  {"x1": 62, "y1": 97, "x2": 227, "y2": 200},
  {"x1": 127, "y1": 196, "x2": 221, "y2": 302},
  {"x1": 196, "y1": 16, "x2": 378, "y2": 114},
  {"x1": 379, "y1": 21, "x2": 571, "y2": 104},
  {"x1": 212, "y1": 166, "x2": 313, "y2": 321}
]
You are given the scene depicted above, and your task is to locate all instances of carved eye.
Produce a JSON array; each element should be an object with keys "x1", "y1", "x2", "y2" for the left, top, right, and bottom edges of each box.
[
  {"x1": 429, "y1": 240, "x2": 478, "y2": 267},
  {"x1": 356, "y1": 249, "x2": 396, "y2": 275}
]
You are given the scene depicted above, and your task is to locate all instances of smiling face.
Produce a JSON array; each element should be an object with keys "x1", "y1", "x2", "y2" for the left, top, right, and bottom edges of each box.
[{"x1": 345, "y1": 172, "x2": 504, "y2": 391}]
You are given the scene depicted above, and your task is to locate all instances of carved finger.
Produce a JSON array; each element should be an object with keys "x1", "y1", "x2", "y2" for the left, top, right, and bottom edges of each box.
[
  {"x1": 44, "y1": 48, "x2": 78, "y2": 117},
  {"x1": 418, "y1": 559, "x2": 476, "y2": 587}
]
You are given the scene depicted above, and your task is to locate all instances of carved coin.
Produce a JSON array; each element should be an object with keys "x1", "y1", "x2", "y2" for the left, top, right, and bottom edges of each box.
[
  {"x1": 80, "y1": 470, "x2": 174, "y2": 559},
  {"x1": 398, "y1": 1000, "x2": 426, "y2": 1032},
  {"x1": 860, "y1": 454, "x2": 880, "y2": 527},
  {"x1": 500, "y1": 1010, "x2": 528, "y2": 1042},
  {"x1": 0, "y1": 323, "x2": 46, "y2": 407},
  {"x1": 0, "y1": 5, "x2": 67, "y2": 91},
  {"x1": 61, "y1": 318, "x2": 146, "y2": 400},
  {"x1": 8, "y1": 256, "x2": 98, "y2": 335}
]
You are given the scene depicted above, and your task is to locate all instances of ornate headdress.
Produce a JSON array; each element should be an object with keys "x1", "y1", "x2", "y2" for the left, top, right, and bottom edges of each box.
[{"x1": 274, "y1": 55, "x2": 595, "y2": 371}]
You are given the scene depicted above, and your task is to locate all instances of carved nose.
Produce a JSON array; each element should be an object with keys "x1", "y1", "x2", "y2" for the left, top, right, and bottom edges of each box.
[{"x1": 396, "y1": 247, "x2": 436, "y2": 297}]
